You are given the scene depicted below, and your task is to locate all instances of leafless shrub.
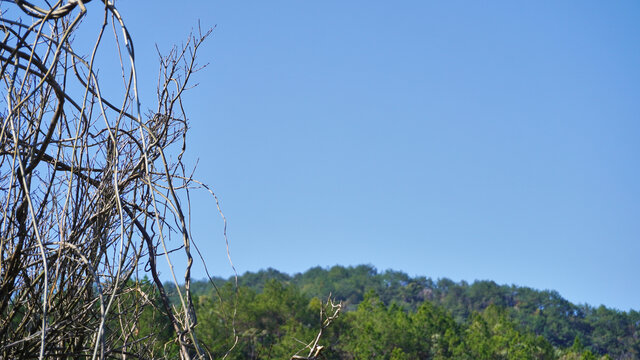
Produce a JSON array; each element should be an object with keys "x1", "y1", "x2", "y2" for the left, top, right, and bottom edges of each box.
[
  {"x1": 0, "y1": 1, "x2": 217, "y2": 358},
  {"x1": 291, "y1": 297, "x2": 342, "y2": 360}
]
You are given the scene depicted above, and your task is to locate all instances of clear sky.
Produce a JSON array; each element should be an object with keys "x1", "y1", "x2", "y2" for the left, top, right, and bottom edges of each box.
[{"x1": 108, "y1": 1, "x2": 639, "y2": 311}]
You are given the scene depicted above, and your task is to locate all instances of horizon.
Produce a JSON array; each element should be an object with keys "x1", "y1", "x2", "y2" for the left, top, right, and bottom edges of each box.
[{"x1": 181, "y1": 263, "x2": 637, "y2": 312}]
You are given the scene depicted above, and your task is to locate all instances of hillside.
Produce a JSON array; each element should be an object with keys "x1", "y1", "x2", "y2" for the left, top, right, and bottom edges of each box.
[{"x1": 165, "y1": 265, "x2": 639, "y2": 359}]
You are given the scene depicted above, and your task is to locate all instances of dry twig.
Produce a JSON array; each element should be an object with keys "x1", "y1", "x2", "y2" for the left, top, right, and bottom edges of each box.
[{"x1": 290, "y1": 297, "x2": 342, "y2": 360}]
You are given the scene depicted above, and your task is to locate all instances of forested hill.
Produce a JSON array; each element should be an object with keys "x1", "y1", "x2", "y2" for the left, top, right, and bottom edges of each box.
[{"x1": 174, "y1": 265, "x2": 639, "y2": 359}]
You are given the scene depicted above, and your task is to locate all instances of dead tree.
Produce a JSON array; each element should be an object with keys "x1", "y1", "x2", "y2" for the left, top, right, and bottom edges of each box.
[{"x1": 0, "y1": 1, "x2": 218, "y2": 358}]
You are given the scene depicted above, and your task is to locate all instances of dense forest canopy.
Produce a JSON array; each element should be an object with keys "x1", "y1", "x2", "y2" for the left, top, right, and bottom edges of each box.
[{"x1": 159, "y1": 265, "x2": 639, "y2": 359}]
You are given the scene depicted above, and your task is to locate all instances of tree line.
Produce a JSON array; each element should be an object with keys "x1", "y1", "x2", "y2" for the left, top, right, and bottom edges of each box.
[{"x1": 146, "y1": 264, "x2": 638, "y2": 359}]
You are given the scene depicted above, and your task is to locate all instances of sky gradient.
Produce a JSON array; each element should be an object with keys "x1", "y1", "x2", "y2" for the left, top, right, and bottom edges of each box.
[{"x1": 109, "y1": 1, "x2": 639, "y2": 311}]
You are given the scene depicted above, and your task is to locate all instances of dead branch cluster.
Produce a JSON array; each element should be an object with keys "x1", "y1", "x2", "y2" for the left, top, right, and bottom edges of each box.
[
  {"x1": 291, "y1": 297, "x2": 342, "y2": 360},
  {"x1": 0, "y1": 0, "x2": 214, "y2": 358}
]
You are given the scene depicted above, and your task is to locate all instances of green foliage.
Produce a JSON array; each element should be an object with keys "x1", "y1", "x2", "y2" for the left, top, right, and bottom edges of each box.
[
  {"x1": 465, "y1": 305, "x2": 555, "y2": 360},
  {"x1": 193, "y1": 280, "x2": 320, "y2": 359},
  {"x1": 112, "y1": 278, "x2": 177, "y2": 358},
  {"x1": 341, "y1": 291, "x2": 414, "y2": 359},
  {"x1": 171, "y1": 266, "x2": 638, "y2": 359}
]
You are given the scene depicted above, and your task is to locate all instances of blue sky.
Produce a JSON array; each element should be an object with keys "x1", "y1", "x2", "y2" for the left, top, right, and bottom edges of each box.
[{"x1": 109, "y1": 1, "x2": 639, "y2": 311}]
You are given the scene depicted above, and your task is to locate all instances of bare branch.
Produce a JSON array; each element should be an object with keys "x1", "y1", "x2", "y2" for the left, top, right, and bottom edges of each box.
[{"x1": 290, "y1": 297, "x2": 342, "y2": 360}]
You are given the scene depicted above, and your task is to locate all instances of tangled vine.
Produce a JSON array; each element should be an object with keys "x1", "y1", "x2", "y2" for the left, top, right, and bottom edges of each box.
[{"x1": 0, "y1": 0, "x2": 220, "y2": 358}]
